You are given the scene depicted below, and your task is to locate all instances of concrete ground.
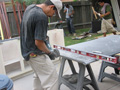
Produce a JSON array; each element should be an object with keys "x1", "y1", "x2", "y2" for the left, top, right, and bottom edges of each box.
[
  {"x1": 13, "y1": 60, "x2": 120, "y2": 90},
  {"x1": 13, "y1": 32, "x2": 120, "y2": 90}
]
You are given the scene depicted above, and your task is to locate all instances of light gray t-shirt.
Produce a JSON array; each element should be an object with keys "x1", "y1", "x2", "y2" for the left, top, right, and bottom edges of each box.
[{"x1": 64, "y1": 5, "x2": 74, "y2": 18}]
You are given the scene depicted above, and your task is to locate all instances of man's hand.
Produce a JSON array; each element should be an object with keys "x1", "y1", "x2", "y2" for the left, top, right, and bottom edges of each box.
[
  {"x1": 100, "y1": 14, "x2": 105, "y2": 18},
  {"x1": 64, "y1": 9, "x2": 67, "y2": 13},
  {"x1": 100, "y1": 12, "x2": 110, "y2": 18},
  {"x1": 47, "y1": 49, "x2": 60, "y2": 60}
]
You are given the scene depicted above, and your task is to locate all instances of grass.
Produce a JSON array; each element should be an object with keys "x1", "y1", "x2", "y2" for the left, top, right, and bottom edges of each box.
[{"x1": 64, "y1": 28, "x2": 103, "y2": 46}]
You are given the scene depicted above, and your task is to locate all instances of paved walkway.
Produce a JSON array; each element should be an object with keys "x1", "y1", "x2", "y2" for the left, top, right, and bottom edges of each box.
[{"x1": 13, "y1": 60, "x2": 120, "y2": 90}]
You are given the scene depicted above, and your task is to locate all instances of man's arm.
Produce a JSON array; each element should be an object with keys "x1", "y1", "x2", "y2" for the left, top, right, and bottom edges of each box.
[
  {"x1": 100, "y1": 11, "x2": 111, "y2": 18},
  {"x1": 69, "y1": 5, "x2": 74, "y2": 16},
  {"x1": 69, "y1": 10, "x2": 74, "y2": 16},
  {"x1": 35, "y1": 39, "x2": 60, "y2": 60},
  {"x1": 35, "y1": 39, "x2": 50, "y2": 54},
  {"x1": 64, "y1": 7, "x2": 67, "y2": 13},
  {"x1": 100, "y1": 5, "x2": 111, "y2": 18}
]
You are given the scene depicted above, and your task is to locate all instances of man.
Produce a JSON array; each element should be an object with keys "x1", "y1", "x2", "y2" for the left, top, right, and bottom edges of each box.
[
  {"x1": 64, "y1": 4, "x2": 76, "y2": 36},
  {"x1": 20, "y1": 0, "x2": 62, "y2": 90},
  {"x1": 98, "y1": 0, "x2": 117, "y2": 37}
]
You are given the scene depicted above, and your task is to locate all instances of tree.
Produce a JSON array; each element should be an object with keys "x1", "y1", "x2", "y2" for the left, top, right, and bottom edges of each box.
[{"x1": 14, "y1": 0, "x2": 45, "y2": 5}]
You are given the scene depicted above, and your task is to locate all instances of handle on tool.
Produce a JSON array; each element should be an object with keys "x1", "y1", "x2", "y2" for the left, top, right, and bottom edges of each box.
[{"x1": 92, "y1": 6, "x2": 98, "y2": 19}]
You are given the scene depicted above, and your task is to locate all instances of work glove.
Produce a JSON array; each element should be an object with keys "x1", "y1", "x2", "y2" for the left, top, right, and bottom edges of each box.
[{"x1": 47, "y1": 49, "x2": 60, "y2": 60}]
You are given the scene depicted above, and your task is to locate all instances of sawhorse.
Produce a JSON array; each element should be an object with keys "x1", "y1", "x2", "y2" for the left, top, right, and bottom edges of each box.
[
  {"x1": 98, "y1": 61, "x2": 120, "y2": 82},
  {"x1": 58, "y1": 58, "x2": 99, "y2": 90}
]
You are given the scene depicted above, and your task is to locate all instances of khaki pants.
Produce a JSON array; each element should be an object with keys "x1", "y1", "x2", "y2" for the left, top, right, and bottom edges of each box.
[
  {"x1": 101, "y1": 19, "x2": 116, "y2": 33},
  {"x1": 27, "y1": 54, "x2": 58, "y2": 90}
]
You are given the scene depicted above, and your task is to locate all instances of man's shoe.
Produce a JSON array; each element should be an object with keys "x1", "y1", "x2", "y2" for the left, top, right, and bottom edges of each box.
[
  {"x1": 73, "y1": 33, "x2": 76, "y2": 36},
  {"x1": 97, "y1": 30, "x2": 103, "y2": 34},
  {"x1": 68, "y1": 34, "x2": 72, "y2": 36}
]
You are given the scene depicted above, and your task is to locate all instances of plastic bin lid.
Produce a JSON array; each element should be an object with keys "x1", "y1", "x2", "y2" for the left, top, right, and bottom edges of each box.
[{"x1": 0, "y1": 74, "x2": 10, "y2": 89}]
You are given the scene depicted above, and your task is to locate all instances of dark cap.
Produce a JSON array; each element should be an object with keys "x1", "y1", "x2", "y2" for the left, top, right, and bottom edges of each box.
[{"x1": 98, "y1": 0, "x2": 104, "y2": 3}]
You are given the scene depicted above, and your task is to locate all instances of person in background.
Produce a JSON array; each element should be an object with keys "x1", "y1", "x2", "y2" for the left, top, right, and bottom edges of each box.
[
  {"x1": 64, "y1": 4, "x2": 76, "y2": 36},
  {"x1": 20, "y1": 0, "x2": 62, "y2": 90},
  {"x1": 97, "y1": 0, "x2": 117, "y2": 37}
]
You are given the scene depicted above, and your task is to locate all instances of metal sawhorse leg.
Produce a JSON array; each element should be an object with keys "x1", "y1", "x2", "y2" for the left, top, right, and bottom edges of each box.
[
  {"x1": 98, "y1": 61, "x2": 120, "y2": 82},
  {"x1": 58, "y1": 57, "x2": 99, "y2": 90}
]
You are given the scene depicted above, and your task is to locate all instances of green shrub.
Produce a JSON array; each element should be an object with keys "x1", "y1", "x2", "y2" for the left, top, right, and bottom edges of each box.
[{"x1": 14, "y1": 0, "x2": 45, "y2": 5}]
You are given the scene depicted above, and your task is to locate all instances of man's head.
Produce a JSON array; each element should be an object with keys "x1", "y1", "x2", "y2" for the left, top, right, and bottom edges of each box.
[
  {"x1": 66, "y1": 4, "x2": 69, "y2": 8},
  {"x1": 44, "y1": 0, "x2": 62, "y2": 18},
  {"x1": 98, "y1": 0, "x2": 105, "y2": 6}
]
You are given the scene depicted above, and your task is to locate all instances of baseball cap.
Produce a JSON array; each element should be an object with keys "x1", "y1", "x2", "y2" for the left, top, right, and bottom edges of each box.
[
  {"x1": 50, "y1": 0, "x2": 62, "y2": 18},
  {"x1": 98, "y1": 0, "x2": 104, "y2": 3}
]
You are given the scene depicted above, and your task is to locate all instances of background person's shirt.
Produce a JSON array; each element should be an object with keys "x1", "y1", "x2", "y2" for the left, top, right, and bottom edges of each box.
[
  {"x1": 64, "y1": 5, "x2": 74, "y2": 18},
  {"x1": 99, "y1": 4, "x2": 112, "y2": 19}
]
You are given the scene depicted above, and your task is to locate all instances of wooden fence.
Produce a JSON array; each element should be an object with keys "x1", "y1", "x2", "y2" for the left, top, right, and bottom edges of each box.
[
  {"x1": 0, "y1": 1, "x2": 93, "y2": 40},
  {"x1": 50, "y1": 1, "x2": 93, "y2": 29}
]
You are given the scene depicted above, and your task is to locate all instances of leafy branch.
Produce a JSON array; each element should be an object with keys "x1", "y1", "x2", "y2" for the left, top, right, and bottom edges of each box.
[{"x1": 14, "y1": 0, "x2": 45, "y2": 5}]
